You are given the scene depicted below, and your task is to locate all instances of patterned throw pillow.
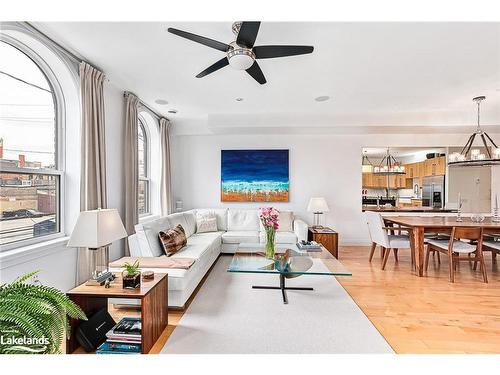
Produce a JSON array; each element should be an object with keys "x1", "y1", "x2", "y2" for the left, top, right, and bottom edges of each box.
[
  {"x1": 196, "y1": 212, "x2": 218, "y2": 233},
  {"x1": 158, "y1": 224, "x2": 187, "y2": 256}
]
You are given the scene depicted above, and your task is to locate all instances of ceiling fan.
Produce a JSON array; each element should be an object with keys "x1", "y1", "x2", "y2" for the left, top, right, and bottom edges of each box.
[{"x1": 167, "y1": 22, "x2": 314, "y2": 84}]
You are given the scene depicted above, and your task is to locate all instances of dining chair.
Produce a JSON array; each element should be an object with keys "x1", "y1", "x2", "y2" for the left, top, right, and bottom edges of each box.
[
  {"x1": 365, "y1": 211, "x2": 413, "y2": 270},
  {"x1": 425, "y1": 227, "x2": 487, "y2": 283},
  {"x1": 481, "y1": 234, "x2": 500, "y2": 268}
]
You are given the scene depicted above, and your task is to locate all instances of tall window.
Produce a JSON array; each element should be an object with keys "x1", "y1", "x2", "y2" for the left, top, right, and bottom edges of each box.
[
  {"x1": 0, "y1": 41, "x2": 61, "y2": 247},
  {"x1": 138, "y1": 118, "x2": 150, "y2": 215}
]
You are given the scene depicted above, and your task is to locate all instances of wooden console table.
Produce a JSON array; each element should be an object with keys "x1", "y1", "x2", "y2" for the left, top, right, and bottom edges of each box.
[
  {"x1": 66, "y1": 273, "x2": 168, "y2": 354},
  {"x1": 308, "y1": 227, "x2": 339, "y2": 258}
]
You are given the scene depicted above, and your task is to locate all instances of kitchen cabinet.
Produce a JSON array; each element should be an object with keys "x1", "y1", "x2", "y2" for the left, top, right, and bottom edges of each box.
[
  {"x1": 411, "y1": 199, "x2": 423, "y2": 207},
  {"x1": 362, "y1": 172, "x2": 372, "y2": 188},
  {"x1": 424, "y1": 156, "x2": 446, "y2": 177}
]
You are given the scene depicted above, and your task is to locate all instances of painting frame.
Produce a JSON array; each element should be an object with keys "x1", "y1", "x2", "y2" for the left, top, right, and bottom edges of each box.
[{"x1": 220, "y1": 149, "x2": 290, "y2": 202}]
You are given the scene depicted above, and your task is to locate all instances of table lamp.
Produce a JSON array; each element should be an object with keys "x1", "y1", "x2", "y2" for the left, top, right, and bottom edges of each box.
[
  {"x1": 67, "y1": 208, "x2": 127, "y2": 285},
  {"x1": 307, "y1": 197, "x2": 329, "y2": 228}
]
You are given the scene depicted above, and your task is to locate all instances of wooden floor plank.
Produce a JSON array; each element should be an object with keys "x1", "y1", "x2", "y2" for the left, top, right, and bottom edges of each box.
[{"x1": 337, "y1": 246, "x2": 500, "y2": 354}]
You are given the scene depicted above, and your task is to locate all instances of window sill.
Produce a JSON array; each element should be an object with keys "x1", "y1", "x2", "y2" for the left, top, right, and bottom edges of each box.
[{"x1": 0, "y1": 236, "x2": 72, "y2": 270}]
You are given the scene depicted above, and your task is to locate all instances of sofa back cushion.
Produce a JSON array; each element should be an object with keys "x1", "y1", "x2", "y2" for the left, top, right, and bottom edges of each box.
[
  {"x1": 159, "y1": 224, "x2": 187, "y2": 256},
  {"x1": 228, "y1": 209, "x2": 260, "y2": 231},
  {"x1": 135, "y1": 217, "x2": 171, "y2": 257},
  {"x1": 196, "y1": 208, "x2": 228, "y2": 231},
  {"x1": 167, "y1": 212, "x2": 195, "y2": 237},
  {"x1": 258, "y1": 210, "x2": 294, "y2": 232}
]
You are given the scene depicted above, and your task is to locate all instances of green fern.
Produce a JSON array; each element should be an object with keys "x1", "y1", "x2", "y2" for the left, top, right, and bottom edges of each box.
[{"x1": 0, "y1": 271, "x2": 87, "y2": 354}]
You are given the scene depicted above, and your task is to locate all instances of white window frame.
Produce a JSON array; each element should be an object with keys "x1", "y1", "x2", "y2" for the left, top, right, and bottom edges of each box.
[
  {"x1": 0, "y1": 37, "x2": 65, "y2": 252},
  {"x1": 138, "y1": 116, "x2": 151, "y2": 217}
]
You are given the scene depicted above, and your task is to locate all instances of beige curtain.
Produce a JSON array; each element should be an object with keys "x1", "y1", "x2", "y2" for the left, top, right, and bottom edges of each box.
[
  {"x1": 124, "y1": 93, "x2": 139, "y2": 255},
  {"x1": 159, "y1": 118, "x2": 173, "y2": 216},
  {"x1": 77, "y1": 62, "x2": 107, "y2": 284}
]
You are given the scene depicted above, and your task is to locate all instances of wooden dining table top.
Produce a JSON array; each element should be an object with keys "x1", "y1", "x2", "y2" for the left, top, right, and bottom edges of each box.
[{"x1": 384, "y1": 216, "x2": 500, "y2": 230}]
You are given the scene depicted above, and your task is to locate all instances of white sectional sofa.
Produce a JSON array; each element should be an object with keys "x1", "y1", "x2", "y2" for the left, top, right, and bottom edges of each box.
[{"x1": 110, "y1": 208, "x2": 307, "y2": 308}]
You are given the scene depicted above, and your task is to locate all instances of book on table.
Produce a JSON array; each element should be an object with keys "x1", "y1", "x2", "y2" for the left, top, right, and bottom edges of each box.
[{"x1": 97, "y1": 317, "x2": 142, "y2": 354}]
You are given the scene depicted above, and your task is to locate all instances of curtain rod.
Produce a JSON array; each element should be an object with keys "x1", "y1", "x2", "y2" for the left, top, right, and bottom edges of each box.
[
  {"x1": 124, "y1": 91, "x2": 166, "y2": 121},
  {"x1": 25, "y1": 22, "x2": 104, "y2": 73}
]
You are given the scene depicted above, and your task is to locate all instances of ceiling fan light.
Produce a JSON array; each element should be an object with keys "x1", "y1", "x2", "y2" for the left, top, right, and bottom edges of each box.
[{"x1": 227, "y1": 45, "x2": 255, "y2": 70}]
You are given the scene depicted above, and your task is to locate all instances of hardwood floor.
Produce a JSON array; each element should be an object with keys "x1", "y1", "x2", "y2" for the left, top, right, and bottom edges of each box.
[
  {"x1": 105, "y1": 248, "x2": 500, "y2": 354},
  {"x1": 337, "y1": 246, "x2": 500, "y2": 354}
]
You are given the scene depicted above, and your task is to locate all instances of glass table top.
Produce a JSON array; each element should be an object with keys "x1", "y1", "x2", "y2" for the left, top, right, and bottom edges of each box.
[{"x1": 227, "y1": 243, "x2": 352, "y2": 277}]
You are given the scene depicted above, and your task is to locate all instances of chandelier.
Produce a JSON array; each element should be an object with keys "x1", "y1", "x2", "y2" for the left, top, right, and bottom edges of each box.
[
  {"x1": 373, "y1": 148, "x2": 405, "y2": 175},
  {"x1": 448, "y1": 96, "x2": 500, "y2": 167}
]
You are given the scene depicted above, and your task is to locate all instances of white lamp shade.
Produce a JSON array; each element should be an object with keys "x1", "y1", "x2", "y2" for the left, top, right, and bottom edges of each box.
[
  {"x1": 67, "y1": 208, "x2": 127, "y2": 248},
  {"x1": 307, "y1": 197, "x2": 330, "y2": 213}
]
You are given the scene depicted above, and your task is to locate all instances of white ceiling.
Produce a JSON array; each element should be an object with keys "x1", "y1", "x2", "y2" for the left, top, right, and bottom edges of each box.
[{"x1": 34, "y1": 22, "x2": 500, "y2": 133}]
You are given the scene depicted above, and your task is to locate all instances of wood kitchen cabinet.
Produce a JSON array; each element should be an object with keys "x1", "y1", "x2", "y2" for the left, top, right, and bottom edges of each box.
[{"x1": 424, "y1": 156, "x2": 446, "y2": 176}]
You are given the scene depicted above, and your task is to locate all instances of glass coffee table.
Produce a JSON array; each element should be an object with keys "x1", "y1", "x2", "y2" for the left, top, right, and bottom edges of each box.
[{"x1": 227, "y1": 243, "x2": 352, "y2": 304}]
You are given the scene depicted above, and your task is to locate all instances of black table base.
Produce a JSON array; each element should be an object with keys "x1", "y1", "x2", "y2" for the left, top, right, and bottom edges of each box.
[{"x1": 252, "y1": 274, "x2": 314, "y2": 304}]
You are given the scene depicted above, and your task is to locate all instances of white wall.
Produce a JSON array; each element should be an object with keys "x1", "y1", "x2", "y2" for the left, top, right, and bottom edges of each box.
[{"x1": 171, "y1": 132, "x2": 500, "y2": 245}]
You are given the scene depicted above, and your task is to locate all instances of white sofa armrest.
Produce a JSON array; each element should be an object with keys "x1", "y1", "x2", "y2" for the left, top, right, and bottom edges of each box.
[
  {"x1": 293, "y1": 219, "x2": 308, "y2": 242},
  {"x1": 127, "y1": 234, "x2": 143, "y2": 257}
]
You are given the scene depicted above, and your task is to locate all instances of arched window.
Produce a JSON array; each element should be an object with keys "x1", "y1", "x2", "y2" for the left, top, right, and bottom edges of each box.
[
  {"x1": 138, "y1": 118, "x2": 150, "y2": 216},
  {"x1": 0, "y1": 40, "x2": 61, "y2": 247}
]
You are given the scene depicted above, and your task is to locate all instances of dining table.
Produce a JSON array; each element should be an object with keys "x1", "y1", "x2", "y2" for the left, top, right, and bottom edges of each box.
[{"x1": 383, "y1": 216, "x2": 500, "y2": 277}]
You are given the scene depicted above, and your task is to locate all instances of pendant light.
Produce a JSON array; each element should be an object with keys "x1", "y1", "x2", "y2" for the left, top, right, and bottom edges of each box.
[
  {"x1": 373, "y1": 148, "x2": 405, "y2": 175},
  {"x1": 448, "y1": 96, "x2": 500, "y2": 167},
  {"x1": 362, "y1": 151, "x2": 374, "y2": 173}
]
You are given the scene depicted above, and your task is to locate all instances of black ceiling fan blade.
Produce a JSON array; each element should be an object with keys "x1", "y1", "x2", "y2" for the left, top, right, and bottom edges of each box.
[
  {"x1": 254, "y1": 45, "x2": 314, "y2": 59},
  {"x1": 168, "y1": 28, "x2": 230, "y2": 52},
  {"x1": 196, "y1": 57, "x2": 229, "y2": 78},
  {"x1": 236, "y1": 22, "x2": 261, "y2": 48},
  {"x1": 246, "y1": 61, "x2": 266, "y2": 84}
]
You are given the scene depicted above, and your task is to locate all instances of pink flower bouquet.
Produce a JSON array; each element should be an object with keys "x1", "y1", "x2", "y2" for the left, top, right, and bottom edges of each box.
[{"x1": 259, "y1": 207, "x2": 279, "y2": 259}]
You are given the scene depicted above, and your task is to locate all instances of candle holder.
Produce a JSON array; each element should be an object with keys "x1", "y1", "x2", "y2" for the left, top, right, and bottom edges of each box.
[
  {"x1": 493, "y1": 207, "x2": 500, "y2": 223},
  {"x1": 456, "y1": 204, "x2": 463, "y2": 222}
]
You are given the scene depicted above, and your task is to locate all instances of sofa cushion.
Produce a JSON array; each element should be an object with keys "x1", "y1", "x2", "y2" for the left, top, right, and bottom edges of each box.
[
  {"x1": 196, "y1": 208, "x2": 228, "y2": 231},
  {"x1": 159, "y1": 224, "x2": 188, "y2": 256},
  {"x1": 259, "y1": 210, "x2": 294, "y2": 232},
  {"x1": 195, "y1": 210, "x2": 218, "y2": 233},
  {"x1": 227, "y1": 209, "x2": 259, "y2": 231},
  {"x1": 135, "y1": 217, "x2": 171, "y2": 257},
  {"x1": 167, "y1": 212, "x2": 193, "y2": 237},
  {"x1": 183, "y1": 210, "x2": 197, "y2": 237},
  {"x1": 259, "y1": 231, "x2": 297, "y2": 244},
  {"x1": 187, "y1": 231, "x2": 224, "y2": 246},
  {"x1": 222, "y1": 230, "x2": 260, "y2": 244}
]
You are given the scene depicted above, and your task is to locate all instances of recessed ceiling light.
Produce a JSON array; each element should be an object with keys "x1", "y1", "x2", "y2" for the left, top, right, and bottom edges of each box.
[
  {"x1": 168, "y1": 109, "x2": 178, "y2": 114},
  {"x1": 155, "y1": 99, "x2": 169, "y2": 105},
  {"x1": 315, "y1": 95, "x2": 330, "y2": 102},
  {"x1": 235, "y1": 97, "x2": 244, "y2": 102}
]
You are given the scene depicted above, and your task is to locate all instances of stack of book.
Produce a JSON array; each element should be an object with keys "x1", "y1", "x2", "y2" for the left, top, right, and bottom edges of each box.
[
  {"x1": 296, "y1": 240, "x2": 321, "y2": 251},
  {"x1": 96, "y1": 317, "x2": 142, "y2": 354}
]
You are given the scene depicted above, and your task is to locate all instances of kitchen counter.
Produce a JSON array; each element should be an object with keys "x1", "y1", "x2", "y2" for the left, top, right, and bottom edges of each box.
[{"x1": 362, "y1": 205, "x2": 456, "y2": 213}]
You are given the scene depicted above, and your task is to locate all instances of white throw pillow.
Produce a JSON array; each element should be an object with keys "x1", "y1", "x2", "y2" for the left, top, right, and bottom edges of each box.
[{"x1": 196, "y1": 212, "x2": 218, "y2": 233}]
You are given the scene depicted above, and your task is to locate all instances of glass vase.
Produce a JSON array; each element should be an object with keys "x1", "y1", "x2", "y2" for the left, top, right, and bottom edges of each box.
[{"x1": 265, "y1": 227, "x2": 276, "y2": 259}]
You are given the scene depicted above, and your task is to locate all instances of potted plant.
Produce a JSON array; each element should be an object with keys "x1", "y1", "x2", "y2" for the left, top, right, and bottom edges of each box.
[
  {"x1": 0, "y1": 271, "x2": 87, "y2": 354},
  {"x1": 122, "y1": 260, "x2": 141, "y2": 289},
  {"x1": 259, "y1": 207, "x2": 280, "y2": 259}
]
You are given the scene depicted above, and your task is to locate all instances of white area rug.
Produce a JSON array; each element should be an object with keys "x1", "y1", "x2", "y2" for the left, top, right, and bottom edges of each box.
[{"x1": 161, "y1": 255, "x2": 393, "y2": 354}]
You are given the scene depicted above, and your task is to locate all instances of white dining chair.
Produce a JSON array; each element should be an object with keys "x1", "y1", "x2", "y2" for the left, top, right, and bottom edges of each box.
[
  {"x1": 481, "y1": 235, "x2": 500, "y2": 269},
  {"x1": 365, "y1": 211, "x2": 413, "y2": 270}
]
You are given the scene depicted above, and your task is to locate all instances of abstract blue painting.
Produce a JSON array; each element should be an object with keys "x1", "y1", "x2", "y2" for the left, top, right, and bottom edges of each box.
[{"x1": 221, "y1": 149, "x2": 289, "y2": 202}]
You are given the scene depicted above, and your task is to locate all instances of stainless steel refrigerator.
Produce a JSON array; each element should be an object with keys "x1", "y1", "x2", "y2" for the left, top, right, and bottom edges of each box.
[{"x1": 422, "y1": 176, "x2": 445, "y2": 208}]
